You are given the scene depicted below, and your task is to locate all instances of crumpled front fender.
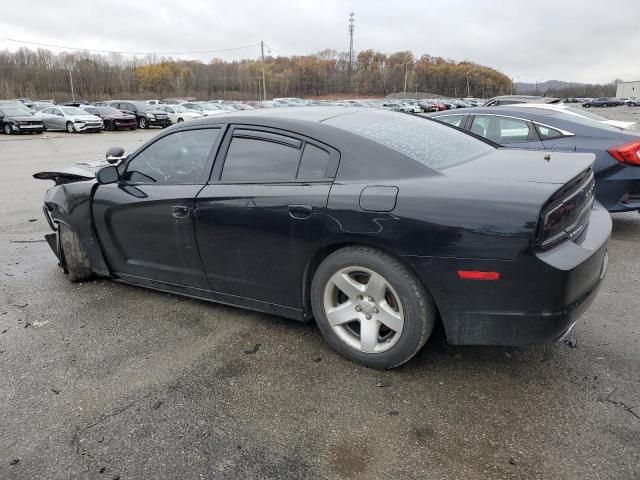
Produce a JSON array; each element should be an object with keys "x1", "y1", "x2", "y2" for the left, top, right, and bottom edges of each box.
[{"x1": 43, "y1": 181, "x2": 110, "y2": 277}]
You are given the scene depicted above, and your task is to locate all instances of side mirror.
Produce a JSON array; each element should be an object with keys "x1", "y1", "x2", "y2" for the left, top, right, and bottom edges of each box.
[
  {"x1": 96, "y1": 166, "x2": 119, "y2": 185},
  {"x1": 106, "y1": 146, "x2": 126, "y2": 164}
]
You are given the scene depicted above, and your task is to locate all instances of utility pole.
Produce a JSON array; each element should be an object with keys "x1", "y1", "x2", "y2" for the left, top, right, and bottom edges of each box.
[
  {"x1": 69, "y1": 68, "x2": 75, "y2": 102},
  {"x1": 260, "y1": 41, "x2": 267, "y2": 100},
  {"x1": 348, "y1": 12, "x2": 355, "y2": 79},
  {"x1": 403, "y1": 62, "x2": 410, "y2": 98}
]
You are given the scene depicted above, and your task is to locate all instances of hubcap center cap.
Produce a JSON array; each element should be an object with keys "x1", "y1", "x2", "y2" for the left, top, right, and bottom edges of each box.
[{"x1": 360, "y1": 300, "x2": 376, "y2": 316}]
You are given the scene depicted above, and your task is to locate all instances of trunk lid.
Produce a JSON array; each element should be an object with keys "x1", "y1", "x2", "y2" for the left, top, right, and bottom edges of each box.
[{"x1": 446, "y1": 148, "x2": 595, "y2": 185}]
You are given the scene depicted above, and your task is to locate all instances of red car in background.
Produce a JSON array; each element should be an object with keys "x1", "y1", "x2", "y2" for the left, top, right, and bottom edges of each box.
[{"x1": 82, "y1": 106, "x2": 137, "y2": 131}]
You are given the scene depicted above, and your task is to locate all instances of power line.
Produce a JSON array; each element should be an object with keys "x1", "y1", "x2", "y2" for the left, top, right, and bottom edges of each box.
[{"x1": 0, "y1": 37, "x2": 260, "y2": 56}]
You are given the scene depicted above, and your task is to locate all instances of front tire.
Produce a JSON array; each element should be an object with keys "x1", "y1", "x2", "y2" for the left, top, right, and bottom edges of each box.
[
  {"x1": 3, "y1": 123, "x2": 12, "y2": 135},
  {"x1": 138, "y1": 117, "x2": 148, "y2": 129},
  {"x1": 66, "y1": 122, "x2": 75, "y2": 133},
  {"x1": 311, "y1": 246, "x2": 435, "y2": 369},
  {"x1": 59, "y1": 224, "x2": 92, "y2": 282},
  {"x1": 177, "y1": 117, "x2": 184, "y2": 123}
]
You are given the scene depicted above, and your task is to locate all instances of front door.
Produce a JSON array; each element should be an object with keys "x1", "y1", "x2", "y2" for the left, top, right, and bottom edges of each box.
[
  {"x1": 93, "y1": 127, "x2": 222, "y2": 288},
  {"x1": 195, "y1": 127, "x2": 339, "y2": 309}
]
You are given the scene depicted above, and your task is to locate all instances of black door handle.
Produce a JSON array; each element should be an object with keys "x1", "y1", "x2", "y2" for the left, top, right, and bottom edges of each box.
[
  {"x1": 171, "y1": 205, "x2": 190, "y2": 218},
  {"x1": 288, "y1": 204, "x2": 313, "y2": 219}
]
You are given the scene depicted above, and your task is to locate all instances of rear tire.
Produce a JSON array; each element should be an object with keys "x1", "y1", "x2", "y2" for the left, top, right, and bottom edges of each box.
[
  {"x1": 59, "y1": 224, "x2": 92, "y2": 282},
  {"x1": 311, "y1": 246, "x2": 435, "y2": 369}
]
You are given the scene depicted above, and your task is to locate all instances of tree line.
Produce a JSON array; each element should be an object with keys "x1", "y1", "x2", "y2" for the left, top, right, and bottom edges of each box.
[{"x1": 0, "y1": 46, "x2": 514, "y2": 101}]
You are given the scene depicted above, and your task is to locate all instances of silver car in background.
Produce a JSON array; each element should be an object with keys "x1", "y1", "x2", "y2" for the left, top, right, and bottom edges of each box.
[{"x1": 34, "y1": 106, "x2": 103, "y2": 133}]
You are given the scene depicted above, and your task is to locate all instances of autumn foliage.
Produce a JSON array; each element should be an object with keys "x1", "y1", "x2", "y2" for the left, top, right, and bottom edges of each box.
[{"x1": 0, "y1": 46, "x2": 512, "y2": 101}]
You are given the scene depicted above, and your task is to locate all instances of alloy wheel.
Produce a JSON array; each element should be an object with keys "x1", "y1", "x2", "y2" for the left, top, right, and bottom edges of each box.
[{"x1": 323, "y1": 266, "x2": 404, "y2": 353}]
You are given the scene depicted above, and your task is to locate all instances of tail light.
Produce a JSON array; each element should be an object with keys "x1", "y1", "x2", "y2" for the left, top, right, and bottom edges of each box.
[
  {"x1": 537, "y1": 169, "x2": 595, "y2": 249},
  {"x1": 607, "y1": 140, "x2": 640, "y2": 166}
]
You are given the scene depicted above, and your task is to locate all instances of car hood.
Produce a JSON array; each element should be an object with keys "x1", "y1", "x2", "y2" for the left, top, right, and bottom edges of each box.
[
  {"x1": 6, "y1": 115, "x2": 40, "y2": 122},
  {"x1": 71, "y1": 114, "x2": 102, "y2": 121},
  {"x1": 446, "y1": 148, "x2": 595, "y2": 185},
  {"x1": 103, "y1": 113, "x2": 135, "y2": 120},
  {"x1": 33, "y1": 160, "x2": 109, "y2": 185}
]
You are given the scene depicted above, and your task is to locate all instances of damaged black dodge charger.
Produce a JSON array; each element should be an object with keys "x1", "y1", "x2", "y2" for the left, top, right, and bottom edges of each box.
[{"x1": 35, "y1": 108, "x2": 611, "y2": 368}]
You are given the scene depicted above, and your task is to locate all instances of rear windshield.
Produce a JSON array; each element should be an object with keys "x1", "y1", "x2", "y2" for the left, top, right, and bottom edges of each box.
[
  {"x1": 549, "y1": 110, "x2": 622, "y2": 133},
  {"x1": 324, "y1": 110, "x2": 494, "y2": 170}
]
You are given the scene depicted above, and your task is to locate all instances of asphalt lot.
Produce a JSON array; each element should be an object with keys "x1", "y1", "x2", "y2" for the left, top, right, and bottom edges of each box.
[{"x1": 1, "y1": 109, "x2": 639, "y2": 480}]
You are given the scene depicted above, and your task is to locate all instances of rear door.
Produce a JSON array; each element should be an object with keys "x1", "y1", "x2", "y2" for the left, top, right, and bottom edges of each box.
[
  {"x1": 92, "y1": 127, "x2": 222, "y2": 287},
  {"x1": 194, "y1": 126, "x2": 339, "y2": 309},
  {"x1": 469, "y1": 114, "x2": 545, "y2": 150}
]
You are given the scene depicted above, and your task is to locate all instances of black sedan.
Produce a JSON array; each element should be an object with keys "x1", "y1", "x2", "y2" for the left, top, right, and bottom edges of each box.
[
  {"x1": 582, "y1": 98, "x2": 617, "y2": 108},
  {"x1": 107, "y1": 101, "x2": 171, "y2": 129},
  {"x1": 0, "y1": 107, "x2": 45, "y2": 134},
  {"x1": 34, "y1": 108, "x2": 610, "y2": 368},
  {"x1": 428, "y1": 106, "x2": 640, "y2": 213}
]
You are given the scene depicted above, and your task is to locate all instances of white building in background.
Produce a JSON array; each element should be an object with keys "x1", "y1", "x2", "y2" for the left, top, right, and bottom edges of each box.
[{"x1": 616, "y1": 80, "x2": 640, "y2": 98}]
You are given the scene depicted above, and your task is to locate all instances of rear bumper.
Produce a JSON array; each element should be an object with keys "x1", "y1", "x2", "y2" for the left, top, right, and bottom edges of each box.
[{"x1": 404, "y1": 203, "x2": 612, "y2": 346}]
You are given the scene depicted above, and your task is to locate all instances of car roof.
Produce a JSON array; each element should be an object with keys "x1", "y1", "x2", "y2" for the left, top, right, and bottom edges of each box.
[{"x1": 183, "y1": 106, "x2": 371, "y2": 126}]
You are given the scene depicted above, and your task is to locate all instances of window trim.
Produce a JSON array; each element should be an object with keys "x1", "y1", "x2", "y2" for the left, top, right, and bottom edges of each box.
[
  {"x1": 210, "y1": 125, "x2": 340, "y2": 185},
  {"x1": 468, "y1": 113, "x2": 543, "y2": 144},
  {"x1": 119, "y1": 126, "x2": 224, "y2": 186},
  {"x1": 468, "y1": 113, "x2": 575, "y2": 139}
]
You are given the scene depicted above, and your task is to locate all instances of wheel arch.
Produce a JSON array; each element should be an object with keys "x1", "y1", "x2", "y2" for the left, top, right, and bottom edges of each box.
[{"x1": 301, "y1": 241, "x2": 441, "y2": 324}]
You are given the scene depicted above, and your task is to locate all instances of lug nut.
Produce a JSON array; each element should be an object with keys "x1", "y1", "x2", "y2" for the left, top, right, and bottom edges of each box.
[
  {"x1": 368, "y1": 297, "x2": 374, "y2": 302},
  {"x1": 365, "y1": 313, "x2": 372, "y2": 320},
  {"x1": 355, "y1": 305, "x2": 362, "y2": 312},
  {"x1": 373, "y1": 307, "x2": 379, "y2": 314}
]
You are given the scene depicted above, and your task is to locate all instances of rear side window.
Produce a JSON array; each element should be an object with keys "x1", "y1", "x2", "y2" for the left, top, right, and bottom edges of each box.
[
  {"x1": 535, "y1": 124, "x2": 565, "y2": 140},
  {"x1": 297, "y1": 143, "x2": 331, "y2": 178},
  {"x1": 222, "y1": 135, "x2": 301, "y2": 182}
]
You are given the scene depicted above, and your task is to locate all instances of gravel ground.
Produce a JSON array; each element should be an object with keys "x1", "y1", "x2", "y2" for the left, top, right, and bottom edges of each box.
[{"x1": 0, "y1": 118, "x2": 639, "y2": 480}]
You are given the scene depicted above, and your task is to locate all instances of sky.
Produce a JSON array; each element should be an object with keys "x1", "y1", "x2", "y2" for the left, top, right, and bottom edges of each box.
[{"x1": 1, "y1": 0, "x2": 638, "y2": 84}]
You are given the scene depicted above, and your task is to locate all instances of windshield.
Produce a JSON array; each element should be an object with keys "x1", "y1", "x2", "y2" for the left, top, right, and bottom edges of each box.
[
  {"x1": 61, "y1": 107, "x2": 88, "y2": 115},
  {"x1": 97, "y1": 107, "x2": 123, "y2": 115},
  {"x1": 173, "y1": 106, "x2": 190, "y2": 112},
  {"x1": 325, "y1": 110, "x2": 494, "y2": 170},
  {"x1": 1, "y1": 108, "x2": 30, "y2": 116},
  {"x1": 201, "y1": 103, "x2": 221, "y2": 111},
  {"x1": 549, "y1": 110, "x2": 623, "y2": 132},
  {"x1": 563, "y1": 106, "x2": 608, "y2": 122},
  {"x1": 131, "y1": 102, "x2": 154, "y2": 111}
]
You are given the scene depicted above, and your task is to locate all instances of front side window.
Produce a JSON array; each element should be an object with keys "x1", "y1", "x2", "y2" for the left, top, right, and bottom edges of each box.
[
  {"x1": 124, "y1": 129, "x2": 220, "y2": 184},
  {"x1": 221, "y1": 133, "x2": 301, "y2": 182},
  {"x1": 470, "y1": 115, "x2": 536, "y2": 144}
]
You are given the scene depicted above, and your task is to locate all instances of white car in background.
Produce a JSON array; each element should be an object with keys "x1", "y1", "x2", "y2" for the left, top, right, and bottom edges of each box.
[
  {"x1": 509, "y1": 103, "x2": 636, "y2": 130},
  {"x1": 34, "y1": 106, "x2": 103, "y2": 133},
  {"x1": 156, "y1": 105, "x2": 203, "y2": 123},
  {"x1": 180, "y1": 102, "x2": 227, "y2": 116}
]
